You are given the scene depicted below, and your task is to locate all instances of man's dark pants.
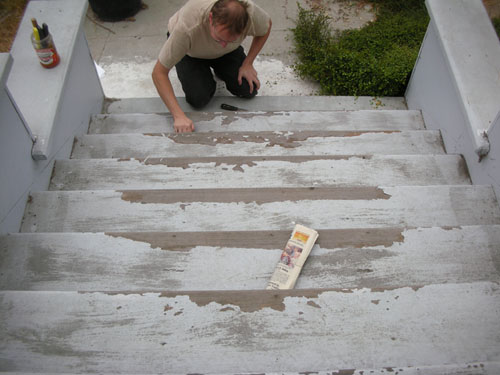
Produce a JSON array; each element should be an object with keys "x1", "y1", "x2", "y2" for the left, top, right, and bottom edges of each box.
[{"x1": 175, "y1": 46, "x2": 257, "y2": 108}]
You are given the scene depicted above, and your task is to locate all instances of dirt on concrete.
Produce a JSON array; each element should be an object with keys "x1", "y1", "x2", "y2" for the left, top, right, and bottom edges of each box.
[
  {"x1": 483, "y1": 0, "x2": 500, "y2": 18},
  {"x1": 0, "y1": 0, "x2": 28, "y2": 52}
]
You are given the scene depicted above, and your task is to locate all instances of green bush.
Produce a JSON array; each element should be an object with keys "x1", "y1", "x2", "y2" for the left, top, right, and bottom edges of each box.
[
  {"x1": 292, "y1": 0, "x2": 429, "y2": 96},
  {"x1": 493, "y1": 17, "x2": 500, "y2": 39}
]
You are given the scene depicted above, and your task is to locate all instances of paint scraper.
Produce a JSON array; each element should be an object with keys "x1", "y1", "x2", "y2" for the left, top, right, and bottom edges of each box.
[{"x1": 220, "y1": 103, "x2": 248, "y2": 111}]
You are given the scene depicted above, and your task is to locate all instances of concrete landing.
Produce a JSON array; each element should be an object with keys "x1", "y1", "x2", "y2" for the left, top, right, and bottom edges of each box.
[{"x1": 84, "y1": 0, "x2": 377, "y2": 99}]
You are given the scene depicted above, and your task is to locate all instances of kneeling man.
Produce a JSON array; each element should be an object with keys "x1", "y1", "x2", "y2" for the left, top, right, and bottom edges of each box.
[{"x1": 152, "y1": 0, "x2": 272, "y2": 133}]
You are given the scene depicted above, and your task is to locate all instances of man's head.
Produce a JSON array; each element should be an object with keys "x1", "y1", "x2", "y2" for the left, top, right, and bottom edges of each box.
[{"x1": 210, "y1": 0, "x2": 249, "y2": 37}]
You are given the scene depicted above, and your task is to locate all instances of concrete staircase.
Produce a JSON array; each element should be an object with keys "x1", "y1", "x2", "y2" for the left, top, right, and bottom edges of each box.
[{"x1": 1, "y1": 99, "x2": 500, "y2": 374}]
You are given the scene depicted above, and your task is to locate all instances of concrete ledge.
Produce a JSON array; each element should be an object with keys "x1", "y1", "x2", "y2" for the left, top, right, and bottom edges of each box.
[
  {"x1": 1, "y1": 0, "x2": 104, "y2": 234},
  {"x1": 7, "y1": 0, "x2": 103, "y2": 160},
  {"x1": 406, "y1": 0, "x2": 500, "y2": 200},
  {"x1": 411, "y1": 0, "x2": 500, "y2": 158},
  {"x1": 0, "y1": 54, "x2": 12, "y2": 88},
  {"x1": 426, "y1": 0, "x2": 500, "y2": 157}
]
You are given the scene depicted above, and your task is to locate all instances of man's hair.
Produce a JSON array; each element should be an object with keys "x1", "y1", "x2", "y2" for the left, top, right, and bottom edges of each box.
[{"x1": 211, "y1": 0, "x2": 249, "y2": 36}]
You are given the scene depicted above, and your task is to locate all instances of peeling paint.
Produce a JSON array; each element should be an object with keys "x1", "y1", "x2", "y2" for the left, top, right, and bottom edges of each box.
[
  {"x1": 158, "y1": 289, "x2": 327, "y2": 312},
  {"x1": 220, "y1": 111, "x2": 277, "y2": 126},
  {"x1": 331, "y1": 370, "x2": 356, "y2": 375},
  {"x1": 140, "y1": 131, "x2": 400, "y2": 150},
  {"x1": 369, "y1": 285, "x2": 424, "y2": 293},
  {"x1": 225, "y1": 160, "x2": 257, "y2": 172},
  {"x1": 105, "y1": 227, "x2": 405, "y2": 252},
  {"x1": 123, "y1": 155, "x2": 371, "y2": 169},
  {"x1": 118, "y1": 187, "x2": 391, "y2": 205},
  {"x1": 442, "y1": 226, "x2": 462, "y2": 231},
  {"x1": 307, "y1": 301, "x2": 321, "y2": 308}
]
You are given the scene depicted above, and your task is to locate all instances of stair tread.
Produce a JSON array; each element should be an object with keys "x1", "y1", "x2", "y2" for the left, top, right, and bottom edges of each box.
[
  {"x1": 89, "y1": 110, "x2": 425, "y2": 134},
  {"x1": 21, "y1": 185, "x2": 500, "y2": 233},
  {"x1": 102, "y1": 96, "x2": 409, "y2": 114},
  {"x1": 72, "y1": 130, "x2": 445, "y2": 159},
  {"x1": 50, "y1": 155, "x2": 470, "y2": 190},
  {"x1": 1, "y1": 282, "x2": 499, "y2": 373},
  {"x1": 1, "y1": 365, "x2": 500, "y2": 375},
  {"x1": 2, "y1": 226, "x2": 499, "y2": 291}
]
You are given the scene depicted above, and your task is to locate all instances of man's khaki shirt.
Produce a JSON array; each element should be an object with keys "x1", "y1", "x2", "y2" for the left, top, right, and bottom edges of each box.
[{"x1": 158, "y1": 0, "x2": 271, "y2": 69}]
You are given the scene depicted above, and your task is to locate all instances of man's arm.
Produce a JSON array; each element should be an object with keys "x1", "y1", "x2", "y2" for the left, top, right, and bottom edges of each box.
[
  {"x1": 152, "y1": 60, "x2": 195, "y2": 133},
  {"x1": 238, "y1": 19, "x2": 272, "y2": 93}
]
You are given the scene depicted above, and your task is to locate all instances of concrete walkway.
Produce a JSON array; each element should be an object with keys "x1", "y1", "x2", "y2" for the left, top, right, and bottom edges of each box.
[{"x1": 84, "y1": 0, "x2": 376, "y2": 99}]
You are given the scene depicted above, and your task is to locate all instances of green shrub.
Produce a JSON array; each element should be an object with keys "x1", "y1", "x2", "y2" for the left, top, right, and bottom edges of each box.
[
  {"x1": 493, "y1": 17, "x2": 500, "y2": 39},
  {"x1": 292, "y1": 0, "x2": 429, "y2": 96}
]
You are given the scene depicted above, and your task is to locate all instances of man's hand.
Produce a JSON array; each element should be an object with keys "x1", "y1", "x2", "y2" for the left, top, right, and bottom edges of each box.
[
  {"x1": 174, "y1": 113, "x2": 195, "y2": 133},
  {"x1": 237, "y1": 19, "x2": 271, "y2": 94},
  {"x1": 152, "y1": 61, "x2": 195, "y2": 133},
  {"x1": 238, "y1": 63, "x2": 260, "y2": 94}
]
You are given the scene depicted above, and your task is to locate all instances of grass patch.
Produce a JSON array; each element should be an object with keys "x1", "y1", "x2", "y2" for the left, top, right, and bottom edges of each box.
[
  {"x1": 0, "y1": 0, "x2": 29, "y2": 52},
  {"x1": 292, "y1": 0, "x2": 429, "y2": 96}
]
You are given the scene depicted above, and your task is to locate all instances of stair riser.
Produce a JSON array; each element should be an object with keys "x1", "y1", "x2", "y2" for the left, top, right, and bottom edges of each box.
[
  {"x1": 89, "y1": 110, "x2": 425, "y2": 134},
  {"x1": 50, "y1": 156, "x2": 470, "y2": 190},
  {"x1": 2, "y1": 226, "x2": 499, "y2": 291},
  {"x1": 21, "y1": 186, "x2": 500, "y2": 232},
  {"x1": 1, "y1": 282, "x2": 499, "y2": 373}
]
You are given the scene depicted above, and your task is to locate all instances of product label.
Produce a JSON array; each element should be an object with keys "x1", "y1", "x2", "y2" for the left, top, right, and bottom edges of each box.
[{"x1": 36, "y1": 48, "x2": 55, "y2": 65}]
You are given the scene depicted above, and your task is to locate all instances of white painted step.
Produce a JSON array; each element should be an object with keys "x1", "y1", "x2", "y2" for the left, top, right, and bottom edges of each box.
[
  {"x1": 0, "y1": 367, "x2": 498, "y2": 375},
  {"x1": 1, "y1": 226, "x2": 499, "y2": 291},
  {"x1": 1, "y1": 366, "x2": 500, "y2": 375},
  {"x1": 50, "y1": 155, "x2": 469, "y2": 190},
  {"x1": 102, "y1": 96, "x2": 409, "y2": 114},
  {"x1": 89, "y1": 110, "x2": 425, "y2": 134},
  {"x1": 21, "y1": 186, "x2": 500, "y2": 233},
  {"x1": 1, "y1": 282, "x2": 499, "y2": 373},
  {"x1": 2, "y1": 368, "x2": 499, "y2": 375},
  {"x1": 72, "y1": 130, "x2": 445, "y2": 159}
]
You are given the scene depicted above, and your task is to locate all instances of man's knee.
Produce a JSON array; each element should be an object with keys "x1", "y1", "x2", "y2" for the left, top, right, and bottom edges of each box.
[
  {"x1": 226, "y1": 78, "x2": 258, "y2": 99},
  {"x1": 186, "y1": 88, "x2": 215, "y2": 108},
  {"x1": 238, "y1": 88, "x2": 258, "y2": 99}
]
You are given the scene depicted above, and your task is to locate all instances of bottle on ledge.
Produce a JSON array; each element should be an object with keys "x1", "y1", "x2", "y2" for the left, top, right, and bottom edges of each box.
[{"x1": 30, "y1": 18, "x2": 60, "y2": 69}]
